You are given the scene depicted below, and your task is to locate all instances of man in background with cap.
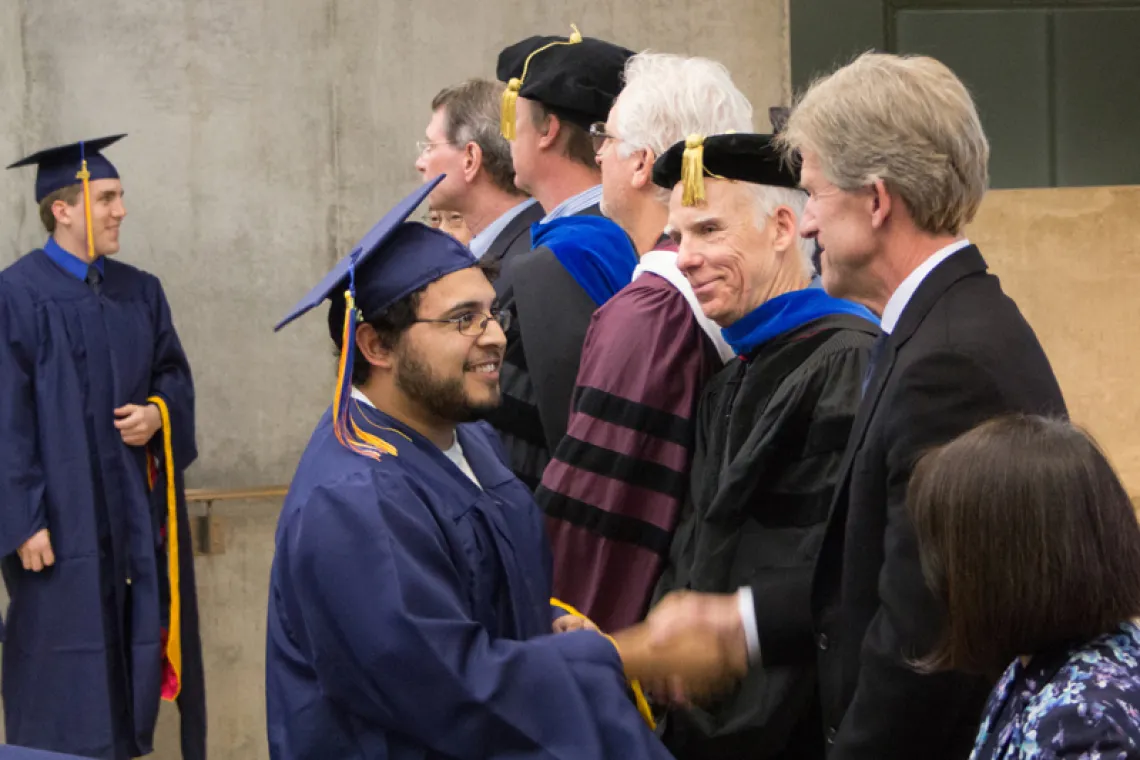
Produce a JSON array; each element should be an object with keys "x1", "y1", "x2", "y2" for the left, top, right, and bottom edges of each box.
[
  {"x1": 538, "y1": 52, "x2": 746, "y2": 634},
  {"x1": 265, "y1": 178, "x2": 732, "y2": 760},
  {"x1": 647, "y1": 131, "x2": 878, "y2": 759},
  {"x1": 486, "y1": 28, "x2": 639, "y2": 491},
  {"x1": 0, "y1": 136, "x2": 204, "y2": 759}
]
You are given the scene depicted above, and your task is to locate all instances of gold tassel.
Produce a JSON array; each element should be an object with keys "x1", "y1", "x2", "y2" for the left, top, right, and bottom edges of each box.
[
  {"x1": 76, "y1": 159, "x2": 96, "y2": 262},
  {"x1": 148, "y1": 396, "x2": 182, "y2": 701},
  {"x1": 501, "y1": 78, "x2": 521, "y2": 140},
  {"x1": 681, "y1": 134, "x2": 706, "y2": 207},
  {"x1": 500, "y1": 24, "x2": 584, "y2": 141}
]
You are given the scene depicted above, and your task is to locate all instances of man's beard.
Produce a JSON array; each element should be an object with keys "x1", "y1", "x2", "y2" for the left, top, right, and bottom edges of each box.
[{"x1": 394, "y1": 342, "x2": 499, "y2": 423}]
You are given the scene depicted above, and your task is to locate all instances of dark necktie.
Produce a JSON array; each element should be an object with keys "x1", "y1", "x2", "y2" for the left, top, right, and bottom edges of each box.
[
  {"x1": 861, "y1": 332, "x2": 890, "y2": 397},
  {"x1": 86, "y1": 264, "x2": 103, "y2": 296}
]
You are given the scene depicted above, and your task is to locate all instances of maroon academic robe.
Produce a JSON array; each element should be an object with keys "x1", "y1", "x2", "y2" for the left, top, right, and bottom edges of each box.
[{"x1": 536, "y1": 243, "x2": 730, "y2": 631}]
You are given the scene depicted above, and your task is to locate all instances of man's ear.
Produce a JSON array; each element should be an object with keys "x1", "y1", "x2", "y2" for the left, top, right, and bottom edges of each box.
[
  {"x1": 771, "y1": 205, "x2": 799, "y2": 257},
  {"x1": 537, "y1": 112, "x2": 561, "y2": 151},
  {"x1": 53, "y1": 198, "x2": 78, "y2": 230},
  {"x1": 355, "y1": 322, "x2": 396, "y2": 372},
  {"x1": 630, "y1": 148, "x2": 656, "y2": 191},
  {"x1": 869, "y1": 178, "x2": 893, "y2": 230},
  {"x1": 463, "y1": 141, "x2": 483, "y2": 184}
]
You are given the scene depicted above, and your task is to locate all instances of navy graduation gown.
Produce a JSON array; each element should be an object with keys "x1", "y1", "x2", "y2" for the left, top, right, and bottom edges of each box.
[
  {"x1": 266, "y1": 401, "x2": 671, "y2": 760},
  {"x1": 0, "y1": 746, "x2": 97, "y2": 759},
  {"x1": 0, "y1": 249, "x2": 203, "y2": 760}
]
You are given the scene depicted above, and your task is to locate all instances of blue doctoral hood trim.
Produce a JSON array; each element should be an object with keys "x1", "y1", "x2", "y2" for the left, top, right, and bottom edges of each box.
[
  {"x1": 531, "y1": 215, "x2": 638, "y2": 306},
  {"x1": 723, "y1": 286, "x2": 878, "y2": 357}
]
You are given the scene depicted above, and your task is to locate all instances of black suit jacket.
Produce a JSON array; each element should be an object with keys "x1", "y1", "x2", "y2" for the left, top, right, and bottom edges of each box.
[
  {"x1": 483, "y1": 199, "x2": 545, "y2": 302},
  {"x1": 754, "y1": 246, "x2": 1067, "y2": 759}
]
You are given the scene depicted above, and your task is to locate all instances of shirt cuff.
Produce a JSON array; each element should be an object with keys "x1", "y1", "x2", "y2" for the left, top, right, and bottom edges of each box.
[{"x1": 736, "y1": 587, "x2": 761, "y2": 665}]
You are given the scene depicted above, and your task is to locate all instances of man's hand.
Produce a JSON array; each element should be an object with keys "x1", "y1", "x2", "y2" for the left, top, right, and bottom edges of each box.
[
  {"x1": 610, "y1": 592, "x2": 750, "y2": 705},
  {"x1": 114, "y1": 403, "x2": 162, "y2": 446},
  {"x1": 553, "y1": 614, "x2": 600, "y2": 634},
  {"x1": 17, "y1": 529, "x2": 55, "y2": 572},
  {"x1": 637, "y1": 590, "x2": 750, "y2": 703}
]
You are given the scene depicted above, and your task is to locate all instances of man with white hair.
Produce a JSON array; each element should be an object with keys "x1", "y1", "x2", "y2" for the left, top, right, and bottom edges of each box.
[
  {"x1": 537, "y1": 53, "x2": 741, "y2": 634},
  {"x1": 646, "y1": 53, "x2": 1066, "y2": 760},
  {"x1": 647, "y1": 131, "x2": 878, "y2": 759}
]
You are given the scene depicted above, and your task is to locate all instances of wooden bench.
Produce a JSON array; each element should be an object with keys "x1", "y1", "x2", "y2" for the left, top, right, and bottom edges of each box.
[
  {"x1": 185, "y1": 485, "x2": 289, "y2": 504},
  {"x1": 184, "y1": 485, "x2": 288, "y2": 555}
]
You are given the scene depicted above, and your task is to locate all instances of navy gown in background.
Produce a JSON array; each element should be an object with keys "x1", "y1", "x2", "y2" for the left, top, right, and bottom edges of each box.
[{"x1": 0, "y1": 248, "x2": 203, "y2": 760}]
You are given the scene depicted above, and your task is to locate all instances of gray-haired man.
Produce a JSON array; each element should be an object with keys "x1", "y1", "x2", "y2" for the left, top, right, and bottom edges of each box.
[{"x1": 415, "y1": 78, "x2": 542, "y2": 273}]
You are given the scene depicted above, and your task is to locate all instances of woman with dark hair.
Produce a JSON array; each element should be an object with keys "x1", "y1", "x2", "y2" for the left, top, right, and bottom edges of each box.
[{"x1": 908, "y1": 414, "x2": 1140, "y2": 759}]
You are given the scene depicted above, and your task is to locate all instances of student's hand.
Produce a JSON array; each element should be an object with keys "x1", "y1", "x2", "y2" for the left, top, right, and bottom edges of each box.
[
  {"x1": 17, "y1": 529, "x2": 55, "y2": 572},
  {"x1": 114, "y1": 403, "x2": 162, "y2": 446},
  {"x1": 553, "y1": 615, "x2": 600, "y2": 634}
]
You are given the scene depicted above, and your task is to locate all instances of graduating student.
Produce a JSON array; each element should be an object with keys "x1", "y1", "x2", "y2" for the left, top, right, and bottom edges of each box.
[
  {"x1": 0, "y1": 136, "x2": 203, "y2": 759},
  {"x1": 265, "y1": 178, "x2": 727, "y2": 760}
]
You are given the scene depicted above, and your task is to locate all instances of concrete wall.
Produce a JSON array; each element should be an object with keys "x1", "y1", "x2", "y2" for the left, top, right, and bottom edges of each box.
[
  {"x1": 968, "y1": 185, "x2": 1140, "y2": 494},
  {"x1": 0, "y1": 1, "x2": 791, "y2": 757}
]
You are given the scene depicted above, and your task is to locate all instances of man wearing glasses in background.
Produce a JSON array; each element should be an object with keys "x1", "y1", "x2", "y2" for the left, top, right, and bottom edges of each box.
[{"x1": 414, "y1": 78, "x2": 541, "y2": 270}]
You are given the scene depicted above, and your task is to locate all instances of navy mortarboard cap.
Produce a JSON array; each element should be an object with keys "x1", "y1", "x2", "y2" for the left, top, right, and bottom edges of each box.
[
  {"x1": 275, "y1": 175, "x2": 476, "y2": 461},
  {"x1": 6, "y1": 134, "x2": 126, "y2": 203},
  {"x1": 496, "y1": 25, "x2": 633, "y2": 140},
  {"x1": 274, "y1": 175, "x2": 476, "y2": 332},
  {"x1": 652, "y1": 131, "x2": 801, "y2": 207}
]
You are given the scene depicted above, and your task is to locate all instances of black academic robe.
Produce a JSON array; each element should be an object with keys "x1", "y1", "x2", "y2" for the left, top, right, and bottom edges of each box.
[
  {"x1": 756, "y1": 247, "x2": 1067, "y2": 760},
  {"x1": 485, "y1": 203, "x2": 610, "y2": 490},
  {"x1": 657, "y1": 313, "x2": 877, "y2": 760},
  {"x1": 0, "y1": 250, "x2": 203, "y2": 760}
]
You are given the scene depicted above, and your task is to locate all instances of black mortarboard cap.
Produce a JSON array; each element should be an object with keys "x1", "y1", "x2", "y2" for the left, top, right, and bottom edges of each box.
[
  {"x1": 652, "y1": 132, "x2": 800, "y2": 206},
  {"x1": 496, "y1": 26, "x2": 633, "y2": 139}
]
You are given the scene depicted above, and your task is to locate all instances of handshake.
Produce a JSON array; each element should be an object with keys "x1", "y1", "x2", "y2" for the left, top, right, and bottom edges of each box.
[{"x1": 555, "y1": 591, "x2": 751, "y2": 704}]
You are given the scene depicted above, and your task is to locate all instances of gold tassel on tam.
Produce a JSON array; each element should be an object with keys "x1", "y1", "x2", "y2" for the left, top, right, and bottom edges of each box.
[
  {"x1": 499, "y1": 24, "x2": 585, "y2": 140},
  {"x1": 681, "y1": 134, "x2": 706, "y2": 207},
  {"x1": 501, "y1": 78, "x2": 522, "y2": 141}
]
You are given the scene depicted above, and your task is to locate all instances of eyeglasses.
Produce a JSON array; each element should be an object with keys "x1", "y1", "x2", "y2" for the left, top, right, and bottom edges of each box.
[
  {"x1": 413, "y1": 309, "x2": 511, "y2": 337},
  {"x1": 416, "y1": 140, "x2": 453, "y2": 155},
  {"x1": 588, "y1": 122, "x2": 620, "y2": 154}
]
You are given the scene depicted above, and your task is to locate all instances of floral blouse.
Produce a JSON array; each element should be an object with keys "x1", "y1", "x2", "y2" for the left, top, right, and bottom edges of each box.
[{"x1": 971, "y1": 621, "x2": 1140, "y2": 759}]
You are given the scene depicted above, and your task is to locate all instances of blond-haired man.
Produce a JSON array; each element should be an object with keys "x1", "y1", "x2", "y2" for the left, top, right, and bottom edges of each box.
[{"x1": 647, "y1": 53, "x2": 1066, "y2": 760}]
